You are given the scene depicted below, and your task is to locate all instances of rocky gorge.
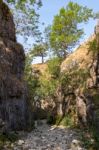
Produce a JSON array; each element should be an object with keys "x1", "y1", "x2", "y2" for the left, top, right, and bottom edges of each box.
[{"x1": 0, "y1": 1, "x2": 99, "y2": 150}]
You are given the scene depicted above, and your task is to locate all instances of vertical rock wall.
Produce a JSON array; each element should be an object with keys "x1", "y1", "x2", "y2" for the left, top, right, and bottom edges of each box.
[{"x1": 0, "y1": 1, "x2": 32, "y2": 130}]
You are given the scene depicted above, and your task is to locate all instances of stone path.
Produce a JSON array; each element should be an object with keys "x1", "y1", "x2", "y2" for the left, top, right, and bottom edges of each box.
[{"x1": 10, "y1": 120, "x2": 85, "y2": 150}]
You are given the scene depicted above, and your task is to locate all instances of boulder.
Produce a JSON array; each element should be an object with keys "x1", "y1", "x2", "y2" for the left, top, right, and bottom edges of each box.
[{"x1": 71, "y1": 139, "x2": 86, "y2": 150}]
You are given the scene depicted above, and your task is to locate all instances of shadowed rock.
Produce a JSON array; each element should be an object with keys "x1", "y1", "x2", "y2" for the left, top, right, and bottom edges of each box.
[{"x1": 0, "y1": 1, "x2": 32, "y2": 131}]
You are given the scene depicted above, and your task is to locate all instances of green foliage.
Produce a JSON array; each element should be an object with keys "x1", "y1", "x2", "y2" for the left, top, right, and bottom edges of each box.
[
  {"x1": 34, "y1": 57, "x2": 62, "y2": 99},
  {"x1": 80, "y1": 128, "x2": 99, "y2": 150},
  {"x1": 28, "y1": 75, "x2": 40, "y2": 100},
  {"x1": 24, "y1": 52, "x2": 60, "y2": 101},
  {"x1": 25, "y1": 53, "x2": 33, "y2": 75},
  {"x1": 6, "y1": 0, "x2": 42, "y2": 10},
  {"x1": 44, "y1": 25, "x2": 51, "y2": 44},
  {"x1": 88, "y1": 39, "x2": 99, "y2": 54},
  {"x1": 47, "y1": 57, "x2": 62, "y2": 78},
  {"x1": 47, "y1": 114, "x2": 75, "y2": 127},
  {"x1": 80, "y1": 134, "x2": 94, "y2": 150},
  {"x1": 30, "y1": 43, "x2": 48, "y2": 63},
  {"x1": 39, "y1": 77, "x2": 58, "y2": 98},
  {"x1": 61, "y1": 67, "x2": 90, "y2": 92},
  {"x1": 6, "y1": 0, "x2": 42, "y2": 39},
  {"x1": 59, "y1": 116, "x2": 74, "y2": 127},
  {"x1": 50, "y1": 1, "x2": 94, "y2": 58},
  {"x1": 0, "y1": 132, "x2": 18, "y2": 149},
  {"x1": 24, "y1": 53, "x2": 40, "y2": 101},
  {"x1": 24, "y1": 47, "x2": 60, "y2": 102},
  {"x1": 51, "y1": 115, "x2": 74, "y2": 127},
  {"x1": 0, "y1": 132, "x2": 18, "y2": 143}
]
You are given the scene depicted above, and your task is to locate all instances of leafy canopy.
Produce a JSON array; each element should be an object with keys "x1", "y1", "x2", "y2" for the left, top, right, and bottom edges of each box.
[
  {"x1": 50, "y1": 1, "x2": 94, "y2": 58},
  {"x1": 30, "y1": 43, "x2": 48, "y2": 63},
  {"x1": 5, "y1": 0, "x2": 42, "y2": 39}
]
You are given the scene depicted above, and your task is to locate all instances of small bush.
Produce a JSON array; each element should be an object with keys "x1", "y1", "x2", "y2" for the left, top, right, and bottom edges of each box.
[
  {"x1": 47, "y1": 57, "x2": 62, "y2": 78},
  {"x1": 60, "y1": 116, "x2": 74, "y2": 127},
  {"x1": 88, "y1": 39, "x2": 99, "y2": 54},
  {"x1": 0, "y1": 132, "x2": 18, "y2": 143},
  {"x1": 55, "y1": 115, "x2": 74, "y2": 127},
  {"x1": 80, "y1": 127, "x2": 99, "y2": 150}
]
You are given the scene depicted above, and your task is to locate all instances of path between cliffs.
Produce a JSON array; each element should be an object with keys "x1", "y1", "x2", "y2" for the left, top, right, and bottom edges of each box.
[{"x1": 13, "y1": 120, "x2": 85, "y2": 150}]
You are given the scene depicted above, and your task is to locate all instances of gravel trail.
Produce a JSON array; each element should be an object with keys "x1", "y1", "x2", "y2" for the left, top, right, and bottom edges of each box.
[{"x1": 11, "y1": 120, "x2": 85, "y2": 150}]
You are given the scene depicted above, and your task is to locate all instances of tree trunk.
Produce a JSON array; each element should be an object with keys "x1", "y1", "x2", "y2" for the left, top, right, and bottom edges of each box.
[{"x1": 41, "y1": 55, "x2": 44, "y2": 63}]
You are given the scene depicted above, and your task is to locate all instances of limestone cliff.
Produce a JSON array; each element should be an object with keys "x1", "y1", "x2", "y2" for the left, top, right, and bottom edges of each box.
[
  {"x1": 61, "y1": 35, "x2": 99, "y2": 127},
  {"x1": 0, "y1": 1, "x2": 32, "y2": 130}
]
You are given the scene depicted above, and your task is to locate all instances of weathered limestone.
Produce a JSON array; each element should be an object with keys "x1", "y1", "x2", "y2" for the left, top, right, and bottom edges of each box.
[
  {"x1": 61, "y1": 30, "x2": 99, "y2": 127},
  {"x1": 0, "y1": 1, "x2": 16, "y2": 41},
  {"x1": 94, "y1": 19, "x2": 99, "y2": 87},
  {"x1": 0, "y1": 1, "x2": 32, "y2": 130}
]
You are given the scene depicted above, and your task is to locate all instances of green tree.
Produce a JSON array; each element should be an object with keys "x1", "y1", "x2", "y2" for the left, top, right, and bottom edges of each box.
[
  {"x1": 4, "y1": 0, "x2": 42, "y2": 39},
  {"x1": 31, "y1": 43, "x2": 48, "y2": 63},
  {"x1": 50, "y1": 2, "x2": 94, "y2": 58}
]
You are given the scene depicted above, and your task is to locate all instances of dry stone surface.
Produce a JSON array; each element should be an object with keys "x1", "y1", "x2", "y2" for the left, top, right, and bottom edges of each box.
[{"x1": 11, "y1": 120, "x2": 86, "y2": 150}]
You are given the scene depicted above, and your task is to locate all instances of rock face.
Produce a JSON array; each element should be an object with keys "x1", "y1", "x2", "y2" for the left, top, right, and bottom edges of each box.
[
  {"x1": 61, "y1": 34, "x2": 99, "y2": 127},
  {"x1": 0, "y1": 1, "x2": 32, "y2": 130}
]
